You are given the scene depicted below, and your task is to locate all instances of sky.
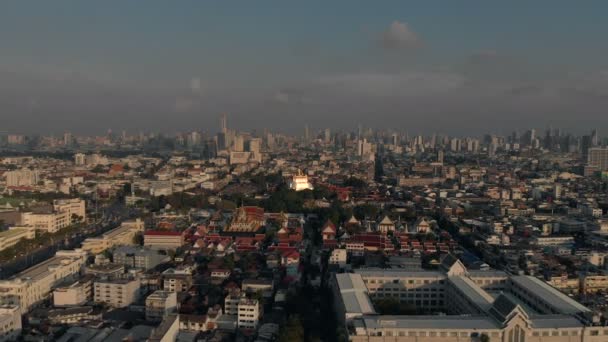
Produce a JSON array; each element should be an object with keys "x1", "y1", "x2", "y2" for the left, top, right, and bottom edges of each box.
[{"x1": 1, "y1": 1, "x2": 608, "y2": 136}]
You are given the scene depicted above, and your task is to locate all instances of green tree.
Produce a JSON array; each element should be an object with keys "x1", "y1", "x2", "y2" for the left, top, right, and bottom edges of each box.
[{"x1": 278, "y1": 316, "x2": 305, "y2": 342}]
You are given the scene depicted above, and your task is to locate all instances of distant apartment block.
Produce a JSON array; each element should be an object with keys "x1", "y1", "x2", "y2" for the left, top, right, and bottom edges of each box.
[
  {"x1": 81, "y1": 219, "x2": 144, "y2": 254},
  {"x1": 113, "y1": 245, "x2": 170, "y2": 270},
  {"x1": 53, "y1": 276, "x2": 94, "y2": 307},
  {"x1": 93, "y1": 278, "x2": 141, "y2": 308},
  {"x1": 144, "y1": 230, "x2": 184, "y2": 250},
  {"x1": 4, "y1": 169, "x2": 39, "y2": 187},
  {"x1": 145, "y1": 290, "x2": 177, "y2": 322}
]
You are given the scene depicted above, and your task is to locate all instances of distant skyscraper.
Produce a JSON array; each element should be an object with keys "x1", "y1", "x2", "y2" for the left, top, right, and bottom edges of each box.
[
  {"x1": 581, "y1": 135, "x2": 592, "y2": 161},
  {"x1": 304, "y1": 124, "x2": 310, "y2": 142},
  {"x1": 437, "y1": 150, "x2": 444, "y2": 164},
  {"x1": 248, "y1": 138, "x2": 262, "y2": 162},
  {"x1": 591, "y1": 129, "x2": 599, "y2": 147},
  {"x1": 63, "y1": 132, "x2": 72, "y2": 146},
  {"x1": 587, "y1": 147, "x2": 608, "y2": 169},
  {"x1": 585, "y1": 147, "x2": 608, "y2": 176},
  {"x1": 234, "y1": 134, "x2": 244, "y2": 152},
  {"x1": 220, "y1": 113, "x2": 228, "y2": 134},
  {"x1": 324, "y1": 128, "x2": 331, "y2": 143}
]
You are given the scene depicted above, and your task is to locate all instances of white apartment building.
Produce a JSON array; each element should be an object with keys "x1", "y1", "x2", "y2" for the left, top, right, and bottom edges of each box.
[
  {"x1": 53, "y1": 199, "x2": 86, "y2": 222},
  {"x1": 81, "y1": 218, "x2": 144, "y2": 254},
  {"x1": 144, "y1": 231, "x2": 184, "y2": 250},
  {"x1": 0, "y1": 226, "x2": 35, "y2": 251},
  {"x1": 146, "y1": 290, "x2": 177, "y2": 322},
  {"x1": 74, "y1": 153, "x2": 86, "y2": 166},
  {"x1": 5, "y1": 169, "x2": 39, "y2": 187},
  {"x1": 0, "y1": 249, "x2": 87, "y2": 314},
  {"x1": 94, "y1": 278, "x2": 141, "y2": 308},
  {"x1": 224, "y1": 293, "x2": 241, "y2": 315},
  {"x1": 0, "y1": 305, "x2": 21, "y2": 342},
  {"x1": 21, "y1": 210, "x2": 70, "y2": 233},
  {"x1": 53, "y1": 278, "x2": 93, "y2": 307},
  {"x1": 237, "y1": 298, "x2": 261, "y2": 330},
  {"x1": 329, "y1": 248, "x2": 348, "y2": 267}
]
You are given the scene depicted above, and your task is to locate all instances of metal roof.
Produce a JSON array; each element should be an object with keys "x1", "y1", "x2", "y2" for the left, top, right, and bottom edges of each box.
[
  {"x1": 362, "y1": 315, "x2": 500, "y2": 330},
  {"x1": 448, "y1": 276, "x2": 494, "y2": 312},
  {"x1": 510, "y1": 276, "x2": 591, "y2": 314},
  {"x1": 335, "y1": 273, "x2": 376, "y2": 315}
]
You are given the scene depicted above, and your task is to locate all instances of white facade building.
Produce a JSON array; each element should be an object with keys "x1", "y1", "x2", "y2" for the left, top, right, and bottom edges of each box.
[{"x1": 0, "y1": 249, "x2": 87, "y2": 314}]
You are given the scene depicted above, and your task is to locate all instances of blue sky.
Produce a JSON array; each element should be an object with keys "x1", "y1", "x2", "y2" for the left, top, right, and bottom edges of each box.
[{"x1": 1, "y1": 1, "x2": 607, "y2": 134}]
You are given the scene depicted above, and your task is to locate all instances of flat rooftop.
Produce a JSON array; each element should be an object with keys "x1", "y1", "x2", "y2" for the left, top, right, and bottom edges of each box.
[
  {"x1": 0, "y1": 228, "x2": 29, "y2": 239},
  {"x1": 10, "y1": 254, "x2": 77, "y2": 282}
]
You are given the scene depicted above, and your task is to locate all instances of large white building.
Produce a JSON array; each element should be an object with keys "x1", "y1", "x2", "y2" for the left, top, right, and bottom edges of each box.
[
  {"x1": 332, "y1": 254, "x2": 605, "y2": 342},
  {"x1": 20, "y1": 198, "x2": 85, "y2": 234},
  {"x1": 0, "y1": 249, "x2": 87, "y2": 314},
  {"x1": 0, "y1": 226, "x2": 35, "y2": 251},
  {"x1": 21, "y1": 211, "x2": 70, "y2": 233},
  {"x1": 81, "y1": 218, "x2": 144, "y2": 254},
  {"x1": 4, "y1": 169, "x2": 39, "y2": 187},
  {"x1": 53, "y1": 199, "x2": 86, "y2": 222}
]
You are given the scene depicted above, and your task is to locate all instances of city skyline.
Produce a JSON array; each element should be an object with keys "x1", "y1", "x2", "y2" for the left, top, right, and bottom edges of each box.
[{"x1": 1, "y1": 1, "x2": 608, "y2": 134}]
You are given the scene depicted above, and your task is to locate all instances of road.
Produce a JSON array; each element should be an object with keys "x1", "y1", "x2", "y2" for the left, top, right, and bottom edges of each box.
[{"x1": 0, "y1": 201, "x2": 139, "y2": 279}]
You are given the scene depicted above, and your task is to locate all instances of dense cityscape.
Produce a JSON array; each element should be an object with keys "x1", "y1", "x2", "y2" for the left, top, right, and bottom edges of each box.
[
  {"x1": 3, "y1": 2, "x2": 608, "y2": 342},
  {"x1": 0, "y1": 117, "x2": 608, "y2": 341}
]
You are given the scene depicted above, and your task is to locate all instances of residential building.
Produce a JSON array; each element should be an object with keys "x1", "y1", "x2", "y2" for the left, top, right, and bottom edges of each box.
[
  {"x1": 237, "y1": 298, "x2": 261, "y2": 330},
  {"x1": 53, "y1": 199, "x2": 86, "y2": 222},
  {"x1": 146, "y1": 290, "x2": 177, "y2": 322},
  {"x1": 162, "y1": 268, "x2": 193, "y2": 292},
  {"x1": 53, "y1": 276, "x2": 94, "y2": 307},
  {"x1": 144, "y1": 231, "x2": 184, "y2": 250},
  {"x1": 5, "y1": 169, "x2": 39, "y2": 187},
  {"x1": 113, "y1": 246, "x2": 170, "y2": 270},
  {"x1": 93, "y1": 278, "x2": 141, "y2": 308},
  {"x1": 329, "y1": 249, "x2": 348, "y2": 267}
]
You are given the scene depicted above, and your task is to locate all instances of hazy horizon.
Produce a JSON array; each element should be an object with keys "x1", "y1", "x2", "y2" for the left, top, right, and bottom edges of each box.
[{"x1": 2, "y1": 1, "x2": 608, "y2": 135}]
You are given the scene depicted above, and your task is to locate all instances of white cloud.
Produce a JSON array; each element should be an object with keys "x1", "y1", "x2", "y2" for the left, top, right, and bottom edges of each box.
[{"x1": 381, "y1": 21, "x2": 421, "y2": 50}]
